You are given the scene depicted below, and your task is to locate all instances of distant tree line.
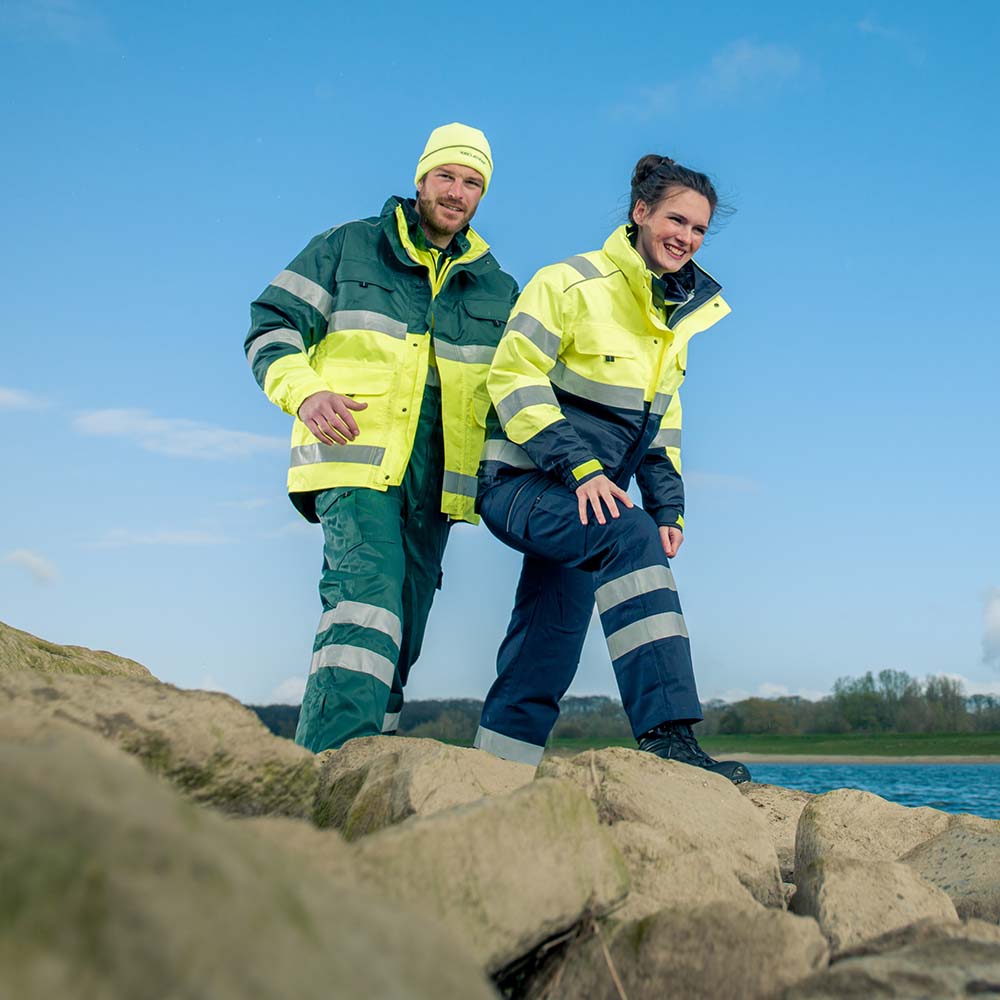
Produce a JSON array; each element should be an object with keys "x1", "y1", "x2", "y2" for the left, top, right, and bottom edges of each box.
[{"x1": 249, "y1": 669, "x2": 1000, "y2": 742}]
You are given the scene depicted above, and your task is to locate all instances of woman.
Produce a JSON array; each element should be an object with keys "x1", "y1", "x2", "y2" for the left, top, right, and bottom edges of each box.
[{"x1": 472, "y1": 154, "x2": 750, "y2": 783}]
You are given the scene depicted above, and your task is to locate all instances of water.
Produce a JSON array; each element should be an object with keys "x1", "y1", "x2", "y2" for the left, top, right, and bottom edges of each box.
[{"x1": 749, "y1": 763, "x2": 1000, "y2": 819}]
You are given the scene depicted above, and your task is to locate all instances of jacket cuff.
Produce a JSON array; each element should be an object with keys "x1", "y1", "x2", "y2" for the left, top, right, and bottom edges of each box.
[
  {"x1": 652, "y1": 510, "x2": 685, "y2": 530},
  {"x1": 565, "y1": 459, "x2": 604, "y2": 491}
]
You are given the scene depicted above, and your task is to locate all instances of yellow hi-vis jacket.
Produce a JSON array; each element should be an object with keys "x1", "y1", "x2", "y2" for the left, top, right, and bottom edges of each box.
[
  {"x1": 246, "y1": 197, "x2": 518, "y2": 523},
  {"x1": 479, "y1": 225, "x2": 730, "y2": 529}
]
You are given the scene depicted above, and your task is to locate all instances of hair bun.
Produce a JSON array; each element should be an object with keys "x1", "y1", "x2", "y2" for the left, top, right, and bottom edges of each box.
[{"x1": 632, "y1": 153, "x2": 666, "y2": 186}]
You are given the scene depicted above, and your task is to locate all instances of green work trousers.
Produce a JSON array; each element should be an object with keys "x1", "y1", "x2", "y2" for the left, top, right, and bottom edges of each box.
[{"x1": 294, "y1": 384, "x2": 451, "y2": 752}]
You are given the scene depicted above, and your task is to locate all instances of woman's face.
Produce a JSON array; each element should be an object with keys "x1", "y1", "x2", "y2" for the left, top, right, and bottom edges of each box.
[{"x1": 633, "y1": 187, "x2": 712, "y2": 275}]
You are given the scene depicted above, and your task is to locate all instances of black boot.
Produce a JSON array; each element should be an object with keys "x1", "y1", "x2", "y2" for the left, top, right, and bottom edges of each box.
[{"x1": 637, "y1": 721, "x2": 752, "y2": 785}]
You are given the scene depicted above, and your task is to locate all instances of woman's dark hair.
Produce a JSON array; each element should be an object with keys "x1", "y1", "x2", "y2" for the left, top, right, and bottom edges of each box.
[{"x1": 628, "y1": 154, "x2": 720, "y2": 224}]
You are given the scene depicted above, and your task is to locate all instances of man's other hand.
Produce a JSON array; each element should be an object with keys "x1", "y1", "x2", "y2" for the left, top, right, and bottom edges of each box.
[
  {"x1": 659, "y1": 525, "x2": 684, "y2": 559},
  {"x1": 298, "y1": 391, "x2": 368, "y2": 446}
]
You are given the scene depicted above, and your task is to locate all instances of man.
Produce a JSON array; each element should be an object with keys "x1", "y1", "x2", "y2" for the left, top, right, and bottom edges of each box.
[{"x1": 246, "y1": 123, "x2": 517, "y2": 752}]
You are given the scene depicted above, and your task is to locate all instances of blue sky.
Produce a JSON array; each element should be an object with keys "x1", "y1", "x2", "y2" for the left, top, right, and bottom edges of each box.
[{"x1": 3, "y1": 1, "x2": 999, "y2": 708}]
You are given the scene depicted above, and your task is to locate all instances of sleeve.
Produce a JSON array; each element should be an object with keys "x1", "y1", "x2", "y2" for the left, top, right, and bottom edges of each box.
[
  {"x1": 486, "y1": 266, "x2": 606, "y2": 492},
  {"x1": 634, "y1": 389, "x2": 685, "y2": 530},
  {"x1": 244, "y1": 230, "x2": 341, "y2": 417}
]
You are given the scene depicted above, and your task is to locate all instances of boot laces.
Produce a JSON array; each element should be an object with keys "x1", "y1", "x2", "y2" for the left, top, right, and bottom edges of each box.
[{"x1": 666, "y1": 723, "x2": 717, "y2": 766}]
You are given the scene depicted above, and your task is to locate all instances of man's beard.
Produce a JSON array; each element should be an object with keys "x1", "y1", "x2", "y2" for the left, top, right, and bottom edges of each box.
[{"x1": 417, "y1": 192, "x2": 471, "y2": 243}]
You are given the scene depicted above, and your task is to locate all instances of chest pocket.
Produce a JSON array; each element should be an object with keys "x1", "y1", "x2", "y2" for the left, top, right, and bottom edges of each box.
[
  {"x1": 456, "y1": 298, "x2": 510, "y2": 345},
  {"x1": 572, "y1": 323, "x2": 639, "y2": 362},
  {"x1": 331, "y1": 258, "x2": 405, "y2": 330}
]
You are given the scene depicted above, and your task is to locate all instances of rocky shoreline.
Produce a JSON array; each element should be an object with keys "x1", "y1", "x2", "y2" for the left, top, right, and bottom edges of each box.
[{"x1": 3, "y1": 618, "x2": 999, "y2": 999}]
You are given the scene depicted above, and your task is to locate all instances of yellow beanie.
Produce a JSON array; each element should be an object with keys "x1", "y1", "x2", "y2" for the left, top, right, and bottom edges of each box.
[{"x1": 414, "y1": 122, "x2": 493, "y2": 195}]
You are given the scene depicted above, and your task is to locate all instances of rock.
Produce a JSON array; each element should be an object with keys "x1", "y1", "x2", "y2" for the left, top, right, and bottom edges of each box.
[
  {"x1": 0, "y1": 711, "x2": 498, "y2": 1000},
  {"x1": 0, "y1": 671, "x2": 317, "y2": 818},
  {"x1": 901, "y1": 821, "x2": 1000, "y2": 922},
  {"x1": 0, "y1": 619, "x2": 153, "y2": 679},
  {"x1": 791, "y1": 855, "x2": 958, "y2": 954},
  {"x1": 538, "y1": 747, "x2": 783, "y2": 919},
  {"x1": 530, "y1": 901, "x2": 828, "y2": 1000},
  {"x1": 314, "y1": 735, "x2": 534, "y2": 837},
  {"x1": 794, "y1": 788, "x2": 952, "y2": 874},
  {"x1": 741, "y1": 781, "x2": 813, "y2": 881},
  {"x1": 348, "y1": 777, "x2": 630, "y2": 973},
  {"x1": 837, "y1": 916, "x2": 1000, "y2": 958}
]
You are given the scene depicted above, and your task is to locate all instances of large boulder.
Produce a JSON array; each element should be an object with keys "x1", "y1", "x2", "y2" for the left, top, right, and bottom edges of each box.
[
  {"x1": 741, "y1": 782, "x2": 814, "y2": 882},
  {"x1": 0, "y1": 671, "x2": 317, "y2": 818},
  {"x1": 791, "y1": 855, "x2": 958, "y2": 954},
  {"x1": 538, "y1": 747, "x2": 783, "y2": 919},
  {"x1": 0, "y1": 619, "x2": 153, "y2": 679},
  {"x1": 347, "y1": 777, "x2": 630, "y2": 972},
  {"x1": 314, "y1": 735, "x2": 534, "y2": 837},
  {"x1": 837, "y1": 916, "x2": 1000, "y2": 958},
  {"x1": 0, "y1": 712, "x2": 498, "y2": 1000},
  {"x1": 527, "y1": 902, "x2": 828, "y2": 1000},
  {"x1": 901, "y1": 821, "x2": 1000, "y2": 922}
]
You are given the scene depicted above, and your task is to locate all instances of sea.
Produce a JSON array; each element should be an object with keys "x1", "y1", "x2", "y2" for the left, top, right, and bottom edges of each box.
[{"x1": 750, "y1": 763, "x2": 1000, "y2": 819}]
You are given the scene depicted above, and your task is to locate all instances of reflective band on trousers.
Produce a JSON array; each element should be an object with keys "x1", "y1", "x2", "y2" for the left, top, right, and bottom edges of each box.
[
  {"x1": 506, "y1": 312, "x2": 560, "y2": 361},
  {"x1": 310, "y1": 644, "x2": 396, "y2": 687},
  {"x1": 442, "y1": 471, "x2": 477, "y2": 498},
  {"x1": 434, "y1": 340, "x2": 496, "y2": 365},
  {"x1": 328, "y1": 310, "x2": 408, "y2": 340},
  {"x1": 270, "y1": 269, "x2": 334, "y2": 319},
  {"x1": 382, "y1": 711, "x2": 401, "y2": 733},
  {"x1": 290, "y1": 443, "x2": 386, "y2": 467},
  {"x1": 649, "y1": 427, "x2": 682, "y2": 450},
  {"x1": 316, "y1": 600, "x2": 402, "y2": 647},
  {"x1": 595, "y1": 565, "x2": 677, "y2": 614},
  {"x1": 606, "y1": 611, "x2": 689, "y2": 661},
  {"x1": 246, "y1": 326, "x2": 305, "y2": 367},
  {"x1": 496, "y1": 384, "x2": 560, "y2": 425},
  {"x1": 473, "y1": 725, "x2": 544, "y2": 766},
  {"x1": 549, "y1": 362, "x2": 646, "y2": 412},
  {"x1": 480, "y1": 439, "x2": 536, "y2": 468},
  {"x1": 562, "y1": 255, "x2": 603, "y2": 281}
]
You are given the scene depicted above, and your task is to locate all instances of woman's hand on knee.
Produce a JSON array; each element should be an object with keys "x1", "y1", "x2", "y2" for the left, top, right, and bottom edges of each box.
[
  {"x1": 576, "y1": 475, "x2": 634, "y2": 525},
  {"x1": 659, "y1": 525, "x2": 684, "y2": 558}
]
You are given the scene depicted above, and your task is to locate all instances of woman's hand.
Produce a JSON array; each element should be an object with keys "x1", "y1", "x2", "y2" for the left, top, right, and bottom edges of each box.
[
  {"x1": 298, "y1": 391, "x2": 368, "y2": 445},
  {"x1": 576, "y1": 475, "x2": 634, "y2": 525},
  {"x1": 659, "y1": 525, "x2": 684, "y2": 558}
]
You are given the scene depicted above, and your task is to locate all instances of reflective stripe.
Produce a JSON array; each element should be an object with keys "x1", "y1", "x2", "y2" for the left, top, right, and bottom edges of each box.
[
  {"x1": 382, "y1": 711, "x2": 401, "y2": 733},
  {"x1": 563, "y1": 255, "x2": 603, "y2": 281},
  {"x1": 651, "y1": 392, "x2": 672, "y2": 417},
  {"x1": 434, "y1": 340, "x2": 495, "y2": 365},
  {"x1": 649, "y1": 427, "x2": 682, "y2": 451},
  {"x1": 290, "y1": 443, "x2": 386, "y2": 467},
  {"x1": 246, "y1": 327, "x2": 305, "y2": 367},
  {"x1": 425, "y1": 364, "x2": 441, "y2": 387},
  {"x1": 572, "y1": 459, "x2": 602, "y2": 481},
  {"x1": 310, "y1": 644, "x2": 395, "y2": 687},
  {"x1": 443, "y1": 470, "x2": 478, "y2": 498},
  {"x1": 270, "y1": 269, "x2": 334, "y2": 319},
  {"x1": 506, "y1": 312, "x2": 560, "y2": 361},
  {"x1": 496, "y1": 385, "x2": 559, "y2": 425},
  {"x1": 550, "y1": 362, "x2": 646, "y2": 411},
  {"x1": 595, "y1": 565, "x2": 677, "y2": 614},
  {"x1": 473, "y1": 725, "x2": 544, "y2": 766},
  {"x1": 317, "y1": 601, "x2": 402, "y2": 647},
  {"x1": 480, "y1": 439, "x2": 536, "y2": 468},
  {"x1": 328, "y1": 310, "x2": 407, "y2": 340},
  {"x1": 606, "y1": 612, "x2": 688, "y2": 661}
]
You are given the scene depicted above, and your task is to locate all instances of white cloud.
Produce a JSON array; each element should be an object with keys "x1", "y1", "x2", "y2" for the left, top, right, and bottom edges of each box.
[
  {"x1": 195, "y1": 674, "x2": 228, "y2": 694},
  {"x1": 3, "y1": 548, "x2": 60, "y2": 584},
  {"x1": 0, "y1": 0, "x2": 109, "y2": 45},
  {"x1": 73, "y1": 409, "x2": 286, "y2": 459},
  {"x1": 685, "y1": 470, "x2": 761, "y2": 494},
  {"x1": 264, "y1": 520, "x2": 319, "y2": 539},
  {"x1": 89, "y1": 529, "x2": 232, "y2": 548},
  {"x1": 0, "y1": 387, "x2": 49, "y2": 410},
  {"x1": 270, "y1": 676, "x2": 307, "y2": 705},
  {"x1": 708, "y1": 681, "x2": 830, "y2": 704},
  {"x1": 857, "y1": 16, "x2": 924, "y2": 62},
  {"x1": 982, "y1": 588, "x2": 1000, "y2": 667}
]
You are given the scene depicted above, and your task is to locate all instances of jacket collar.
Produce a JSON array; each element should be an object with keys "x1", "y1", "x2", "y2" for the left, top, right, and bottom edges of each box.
[{"x1": 380, "y1": 196, "x2": 493, "y2": 272}]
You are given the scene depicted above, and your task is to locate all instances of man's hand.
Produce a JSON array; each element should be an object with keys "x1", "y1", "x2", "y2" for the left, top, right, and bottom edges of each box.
[
  {"x1": 576, "y1": 475, "x2": 634, "y2": 525},
  {"x1": 298, "y1": 391, "x2": 368, "y2": 446},
  {"x1": 659, "y1": 525, "x2": 684, "y2": 558}
]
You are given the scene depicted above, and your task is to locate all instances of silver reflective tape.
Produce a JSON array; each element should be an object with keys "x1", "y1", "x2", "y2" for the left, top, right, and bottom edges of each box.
[
  {"x1": 651, "y1": 392, "x2": 672, "y2": 417},
  {"x1": 606, "y1": 612, "x2": 689, "y2": 661},
  {"x1": 506, "y1": 312, "x2": 560, "y2": 360},
  {"x1": 328, "y1": 310, "x2": 408, "y2": 340},
  {"x1": 473, "y1": 726, "x2": 544, "y2": 766},
  {"x1": 425, "y1": 365, "x2": 441, "y2": 387},
  {"x1": 649, "y1": 427, "x2": 682, "y2": 451},
  {"x1": 549, "y1": 362, "x2": 646, "y2": 411},
  {"x1": 495, "y1": 384, "x2": 559, "y2": 426},
  {"x1": 480, "y1": 439, "x2": 536, "y2": 469},
  {"x1": 563, "y1": 255, "x2": 602, "y2": 281},
  {"x1": 442, "y1": 471, "x2": 477, "y2": 499},
  {"x1": 270, "y1": 269, "x2": 334, "y2": 319},
  {"x1": 382, "y1": 711, "x2": 401, "y2": 733},
  {"x1": 433, "y1": 340, "x2": 495, "y2": 365},
  {"x1": 595, "y1": 565, "x2": 677, "y2": 614},
  {"x1": 317, "y1": 600, "x2": 402, "y2": 647},
  {"x1": 290, "y1": 443, "x2": 386, "y2": 467},
  {"x1": 310, "y1": 644, "x2": 395, "y2": 687},
  {"x1": 246, "y1": 327, "x2": 305, "y2": 367}
]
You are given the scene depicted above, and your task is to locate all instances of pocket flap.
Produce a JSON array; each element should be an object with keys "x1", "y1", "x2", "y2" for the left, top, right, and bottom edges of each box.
[
  {"x1": 335, "y1": 258, "x2": 396, "y2": 292},
  {"x1": 462, "y1": 298, "x2": 511, "y2": 323},
  {"x1": 330, "y1": 364, "x2": 394, "y2": 396},
  {"x1": 572, "y1": 323, "x2": 638, "y2": 359}
]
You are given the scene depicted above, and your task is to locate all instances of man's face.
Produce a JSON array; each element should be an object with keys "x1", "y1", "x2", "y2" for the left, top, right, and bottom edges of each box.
[{"x1": 416, "y1": 164, "x2": 485, "y2": 245}]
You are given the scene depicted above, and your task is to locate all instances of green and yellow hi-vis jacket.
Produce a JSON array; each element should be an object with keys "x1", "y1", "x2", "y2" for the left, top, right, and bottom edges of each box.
[
  {"x1": 246, "y1": 197, "x2": 518, "y2": 524},
  {"x1": 479, "y1": 226, "x2": 731, "y2": 530}
]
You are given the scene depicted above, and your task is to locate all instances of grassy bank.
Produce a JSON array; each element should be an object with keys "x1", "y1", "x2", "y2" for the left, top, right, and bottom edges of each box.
[{"x1": 545, "y1": 732, "x2": 1000, "y2": 757}]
